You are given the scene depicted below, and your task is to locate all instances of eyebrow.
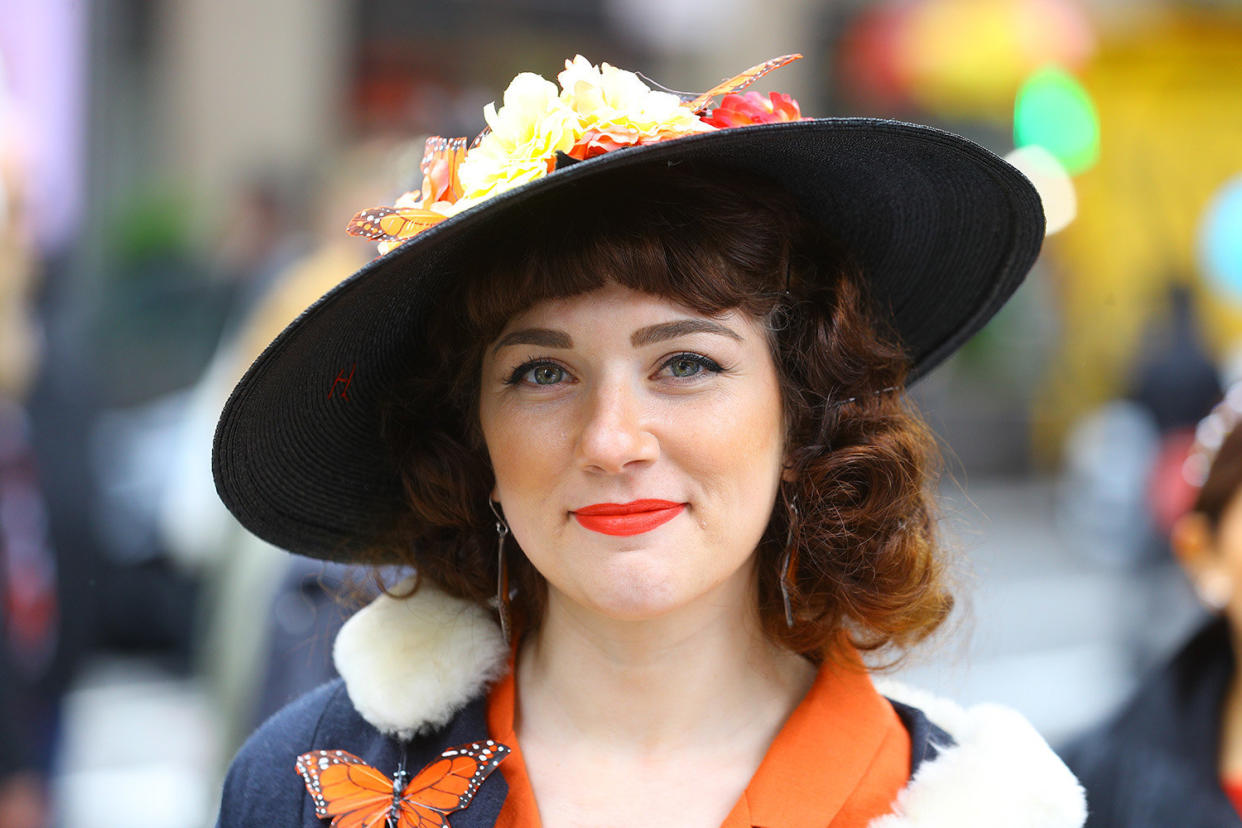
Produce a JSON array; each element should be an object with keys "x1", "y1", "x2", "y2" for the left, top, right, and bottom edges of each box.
[
  {"x1": 492, "y1": 328, "x2": 573, "y2": 353},
  {"x1": 491, "y1": 318, "x2": 742, "y2": 354},
  {"x1": 630, "y1": 319, "x2": 742, "y2": 346}
]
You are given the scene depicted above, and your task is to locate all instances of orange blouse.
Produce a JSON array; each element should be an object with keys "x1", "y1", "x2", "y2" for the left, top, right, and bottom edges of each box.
[{"x1": 486, "y1": 657, "x2": 911, "y2": 827}]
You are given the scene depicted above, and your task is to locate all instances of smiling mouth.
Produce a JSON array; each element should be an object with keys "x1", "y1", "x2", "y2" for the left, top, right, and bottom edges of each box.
[{"x1": 572, "y1": 500, "x2": 686, "y2": 536}]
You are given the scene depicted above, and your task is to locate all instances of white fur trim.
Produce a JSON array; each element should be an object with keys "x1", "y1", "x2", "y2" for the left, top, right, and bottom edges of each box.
[
  {"x1": 333, "y1": 589, "x2": 1086, "y2": 824},
  {"x1": 869, "y1": 680, "x2": 1086, "y2": 828},
  {"x1": 333, "y1": 579, "x2": 509, "y2": 739}
]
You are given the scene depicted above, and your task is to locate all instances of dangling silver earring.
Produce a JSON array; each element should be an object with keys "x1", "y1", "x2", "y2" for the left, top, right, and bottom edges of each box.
[
  {"x1": 489, "y1": 500, "x2": 512, "y2": 645},
  {"x1": 778, "y1": 493, "x2": 799, "y2": 628}
]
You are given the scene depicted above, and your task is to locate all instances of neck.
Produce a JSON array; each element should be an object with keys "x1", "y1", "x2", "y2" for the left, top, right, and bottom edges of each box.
[{"x1": 515, "y1": 571, "x2": 815, "y2": 752}]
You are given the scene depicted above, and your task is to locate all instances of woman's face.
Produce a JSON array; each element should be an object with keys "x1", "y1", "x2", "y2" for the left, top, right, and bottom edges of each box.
[{"x1": 478, "y1": 282, "x2": 786, "y2": 622}]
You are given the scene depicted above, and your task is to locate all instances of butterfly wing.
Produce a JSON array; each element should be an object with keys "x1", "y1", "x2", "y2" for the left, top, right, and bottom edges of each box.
[
  {"x1": 295, "y1": 750, "x2": 396, "y2": 827},
  {"x1": 392, "y1": 801, "x2": 450, "y2": 828},
  {"x1": 686, "y1": 53, "x2": 803, "y2": 113},
  {"x1": 419, "y1": 136, "x2": 468, "y2": 204},
  {"x1": 398, "y1": 740, "x2": 511, "y2": 819},
  {"x1": 296, "y1": 742, "x2": 509, "y2": 828},
  {"x1": 346, "y1": 206, "x2": 446, "y2": 244}
]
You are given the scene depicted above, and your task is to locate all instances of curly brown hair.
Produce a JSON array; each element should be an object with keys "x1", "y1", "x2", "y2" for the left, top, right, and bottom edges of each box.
[
  {"x1": 1194, "y1": 419, "x2": 1242, "y2": 529},
  {"x1": 378, "y1": 161, "x2": 953, "y2": 663}
]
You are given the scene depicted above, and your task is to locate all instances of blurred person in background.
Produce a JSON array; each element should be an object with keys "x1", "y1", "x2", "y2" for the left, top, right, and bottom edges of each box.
[
  {"x1": 211, "y1": 54, "x2": 1085, "y2": 827},
  {"x1": 0, "y1": 64, "x2": 55, "y2": 828},
  {"x1": 1057, "y1": 283, "x2": 1223, "y2": 571},
  {"x1": 1127, "y1": 283, "x2": 1222, "y2": 442},
  {"x1": 1063, "y1": 383, "x2": 1242, "y2": 826}
]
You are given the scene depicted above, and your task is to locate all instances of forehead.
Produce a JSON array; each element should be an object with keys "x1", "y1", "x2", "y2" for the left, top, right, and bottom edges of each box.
[
  {"x1": 492, "y1": 283, "x2": 754, "y2": 340},
  {"x1": 460, "y1": 194, "x2": 786, "y2": 345}
]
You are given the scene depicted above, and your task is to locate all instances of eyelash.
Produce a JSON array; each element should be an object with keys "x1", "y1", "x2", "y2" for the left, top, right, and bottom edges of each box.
[
  {"x1": 503, "y1": 352, "x2": 728, "y2": 387},
  {"x1": 660, "y1": 352, "x2": 726, "y2": 379}
]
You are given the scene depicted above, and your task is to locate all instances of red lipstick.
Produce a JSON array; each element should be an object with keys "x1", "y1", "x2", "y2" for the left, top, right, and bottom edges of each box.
[{"x1": 572, "y1": 500, "x2": 685, "y2": 536}]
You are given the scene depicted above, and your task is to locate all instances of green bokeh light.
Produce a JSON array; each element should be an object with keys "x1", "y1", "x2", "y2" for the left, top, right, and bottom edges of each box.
[{"x1": 1014, "y1": 66, "x2": 1100, "y2": 175}]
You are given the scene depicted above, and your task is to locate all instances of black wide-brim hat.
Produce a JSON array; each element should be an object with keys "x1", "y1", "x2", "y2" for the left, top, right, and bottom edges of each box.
[{"x1": 213, "y1": 118, "x2": 1045, "y2": 562}]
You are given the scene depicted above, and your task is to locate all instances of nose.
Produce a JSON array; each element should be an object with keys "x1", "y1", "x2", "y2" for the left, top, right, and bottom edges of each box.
[{"x1": 575, "y1": 377, "x2": 658, "y2": 474}]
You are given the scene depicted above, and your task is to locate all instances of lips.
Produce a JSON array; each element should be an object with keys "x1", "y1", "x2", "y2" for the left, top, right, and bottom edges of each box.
[{"x1": 572, "y1": 499, "x2": 685, "y2": 536}]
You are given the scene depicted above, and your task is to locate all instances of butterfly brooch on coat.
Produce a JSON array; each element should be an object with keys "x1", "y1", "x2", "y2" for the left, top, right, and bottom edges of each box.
[{"x1": 295, "y1": 740, "x2": 510, "y2": 827}]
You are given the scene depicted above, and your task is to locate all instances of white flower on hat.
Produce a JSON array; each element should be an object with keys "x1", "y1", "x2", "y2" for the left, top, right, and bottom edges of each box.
[
  {"x1": 456, "y1": 73, "x2": 582, "y2": 201},
  {"x1": 557, "y1": 55, "x2": 711, "y2": 152}
]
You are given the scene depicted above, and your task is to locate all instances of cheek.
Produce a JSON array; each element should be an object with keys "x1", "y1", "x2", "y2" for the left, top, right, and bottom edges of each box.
[
  {"x1": 480, "y1": 399, "x2": 566, "y2": 507},
  {"x1": 686, "y1": 382, "x2": 785, "y2": 515}
]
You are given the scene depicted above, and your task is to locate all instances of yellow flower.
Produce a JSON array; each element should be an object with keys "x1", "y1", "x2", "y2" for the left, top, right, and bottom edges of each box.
[
  {"x1": 456, "y1": 73, "x2": 582, "y2": 201},
  {"x1": 557, "y1": 55, "x2": 711, "y2": 145},
  {"x1": 358, "y1": 57, "x2": 730, "y2": 253}
]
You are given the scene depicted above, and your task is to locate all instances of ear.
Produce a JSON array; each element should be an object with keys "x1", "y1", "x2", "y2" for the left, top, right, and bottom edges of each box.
[
  {"x1": 1172, "y1": 512, "x2": 1231, "y2": 611},
  {"x1": 1171, "y1": 512, "x2": 1214, "y2": 577},
  {"x1": 780, "y1": 445, "x2": 797, "y2": 484}
]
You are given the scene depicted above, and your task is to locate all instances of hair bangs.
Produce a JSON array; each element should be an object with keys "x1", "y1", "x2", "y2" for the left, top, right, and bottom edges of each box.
[{"x1": 461, "y1": 164, "x2": 797, "y2": 345}]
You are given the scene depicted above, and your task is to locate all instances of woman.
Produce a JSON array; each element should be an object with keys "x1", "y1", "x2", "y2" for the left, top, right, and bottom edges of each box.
[
  {"x1": 213, "y1": 55, "x2": 1085, "y2": 826},
  {"x1": 1063, "y1": 385, "x2": 1242, "y2": 826}
]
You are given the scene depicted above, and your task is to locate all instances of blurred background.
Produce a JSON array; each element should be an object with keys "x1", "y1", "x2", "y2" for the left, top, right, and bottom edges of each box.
[{"x1": 1, "y1": 0, "x2": 1241, "y2": 825}]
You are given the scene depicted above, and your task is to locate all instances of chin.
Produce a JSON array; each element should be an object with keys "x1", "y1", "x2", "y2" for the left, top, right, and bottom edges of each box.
[
  {"x1": 592, "y1": 592, "x2": 685, "y2": 621},
  {"x1": 544, "y1": 542, "x2": 755, "y2": 622},
  {"x1": 573, "y1": 561, "x2": 691, "y2": 621}
]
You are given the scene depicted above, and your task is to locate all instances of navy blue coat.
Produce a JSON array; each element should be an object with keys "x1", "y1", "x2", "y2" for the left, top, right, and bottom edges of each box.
[
  {"x1": 215, "y1": 679, "x2": 949, "y2": 827},
  {"x1": 1061, "y1": 618, "x2": 1242, "y2": 827}
]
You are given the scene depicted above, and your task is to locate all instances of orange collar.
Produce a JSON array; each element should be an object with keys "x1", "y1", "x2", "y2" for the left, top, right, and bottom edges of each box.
[
  {"x1": 486, "y1": 654, "x2": 910, "y2": 828},
  {"x1": 727, "y1": 658, "x2": 910, "y2": 827},
  {"x1": 486, "y1": 663, "x2": 538, "y2": 828}
]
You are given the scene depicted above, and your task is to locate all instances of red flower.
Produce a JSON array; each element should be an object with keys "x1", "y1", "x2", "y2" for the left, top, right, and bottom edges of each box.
[{"x1": 702, "y1": 91, "x2": 803, "y2": 128}]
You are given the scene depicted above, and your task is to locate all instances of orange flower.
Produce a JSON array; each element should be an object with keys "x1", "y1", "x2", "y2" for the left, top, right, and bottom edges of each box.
[
  {"x1": 702, "y1": 91, "x2": 803, "y2": 128},
  {"x1": 568, "y1": 128, "x2": 664, "y2": 160}
]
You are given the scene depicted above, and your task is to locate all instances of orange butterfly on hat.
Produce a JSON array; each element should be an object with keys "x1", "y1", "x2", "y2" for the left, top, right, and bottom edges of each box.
[
  {"x1": 295, "y1": 740, "x2": 510, "y2": 827},
  {"x1": 684, "y1": 53, "x2": 802, "y2": 113},
  {"x1": 346, "y1": 136, "x2": 468, "y2": 249}
]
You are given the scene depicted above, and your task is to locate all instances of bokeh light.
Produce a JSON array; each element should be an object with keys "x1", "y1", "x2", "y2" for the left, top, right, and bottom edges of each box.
[
  {"x1": 1014, "y1": 65, "x2": 1100, "y2": 175},
  {"x1": 901, "y1": 0, "x2": 1095, "y2": 117},
  {"x1": 1004, "y1": 145, "x2": 1077, "y2": 235},
  {"x1": 1199, "y1": 175, "x2": 1242, "y2": 304}
]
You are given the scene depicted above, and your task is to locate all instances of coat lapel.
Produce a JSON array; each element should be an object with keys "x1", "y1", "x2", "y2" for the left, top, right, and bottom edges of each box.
[{"x1": 331, "y1": 584, "x2": 1086, "y2": 828}]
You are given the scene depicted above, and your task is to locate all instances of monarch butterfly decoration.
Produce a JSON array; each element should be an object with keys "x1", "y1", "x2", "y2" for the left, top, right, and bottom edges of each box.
[
  {"x1": 345, "y1": 204, "x2": 446, "y2": 244},
  {"x1": 684, "y1": 53, "x2": 802, "y2": 113},
  {"x1": 295, "y1": 740, "x2": 510, "y2": 828},
  {"x1": 345, "y1": 136, "x2": 469, "y2": 248}
]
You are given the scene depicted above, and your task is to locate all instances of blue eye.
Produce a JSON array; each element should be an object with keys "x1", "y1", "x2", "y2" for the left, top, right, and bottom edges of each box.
[
  {"x1": 529, "y1": 365, "x2": 565, "y2": 385},
  {"x1": 660, "y1": 353, "x2": 723, "y2": 379},
  {"x1": 669, "y1": 357, "x2": 703, "y2": 377},
  {"x1": 506, "y1": 360, "x2": 567, "y2": 386}
]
